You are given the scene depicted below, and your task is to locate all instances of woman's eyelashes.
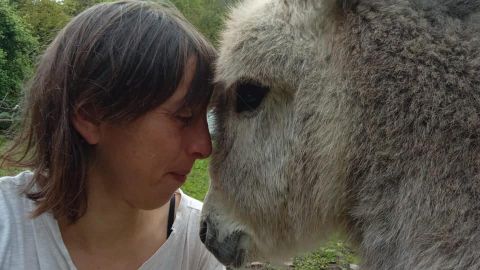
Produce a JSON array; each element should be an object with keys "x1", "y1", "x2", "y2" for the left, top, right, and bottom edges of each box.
[{"x1": 174, "y1": 107, "x2": 194, "y2": 125}]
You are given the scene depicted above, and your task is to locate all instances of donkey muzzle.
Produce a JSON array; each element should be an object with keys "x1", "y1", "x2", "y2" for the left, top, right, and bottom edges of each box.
[{"x1": 200, "y1": 217, "x2": 247, "y2": 268}]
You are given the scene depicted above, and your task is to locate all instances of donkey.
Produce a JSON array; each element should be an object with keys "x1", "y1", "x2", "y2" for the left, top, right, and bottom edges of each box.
[{"x1": 200, "y1": 0, "x2": 480, "y2": 269}]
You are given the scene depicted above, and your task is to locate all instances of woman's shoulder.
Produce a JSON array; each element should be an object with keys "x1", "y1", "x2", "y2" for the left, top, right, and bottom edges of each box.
[
  {"x1": 0, "y1": 171, "x2": 34, "y2": 220},
  {"x1": 0, "y1": 171, "x2": 32, "y2": 199},
  {"x1": 0, "y1": 171, "x2": 34, "y2": 245},
  {"x1": 0, "y1": 171, "x2": 66, "y2": 269},
  {"x1": 0, "y1": 171, "x2": 32, "y2": 188}
]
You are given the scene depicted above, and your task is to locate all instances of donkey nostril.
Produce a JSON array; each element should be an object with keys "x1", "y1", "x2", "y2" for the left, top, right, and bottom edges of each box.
[{"x1": 199, "y1": 220, "x2": 207, "y2": 244}]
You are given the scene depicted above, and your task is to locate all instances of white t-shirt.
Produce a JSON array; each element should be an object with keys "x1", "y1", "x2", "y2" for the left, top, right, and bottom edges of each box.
[{"x1": 0, "y1": 171, "x2": 225, "y2": 270}]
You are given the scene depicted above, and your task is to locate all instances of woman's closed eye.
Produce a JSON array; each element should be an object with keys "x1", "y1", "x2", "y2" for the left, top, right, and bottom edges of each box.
[{"x1": 174, "y1": 107, "x2": 194, "y2": 124}]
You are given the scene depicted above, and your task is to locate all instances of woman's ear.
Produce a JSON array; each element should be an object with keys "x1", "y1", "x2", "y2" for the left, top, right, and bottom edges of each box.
[{"x1": 72, "y1": 108, "x2": 101, "y2": 145}]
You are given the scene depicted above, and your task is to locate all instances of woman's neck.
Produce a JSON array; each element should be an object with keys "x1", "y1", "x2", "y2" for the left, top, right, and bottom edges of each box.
[
  {"x1": 59, "y1": 201, "x2": 169, "y2": 250},
  {"x1": 58, "y1": 171, "x2": 172, "y2": 269}
]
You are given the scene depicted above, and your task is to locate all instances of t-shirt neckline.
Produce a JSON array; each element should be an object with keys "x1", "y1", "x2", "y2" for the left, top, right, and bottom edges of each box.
[{"x1": 41, "y1": 189, "x2": 188, "y2": 270}]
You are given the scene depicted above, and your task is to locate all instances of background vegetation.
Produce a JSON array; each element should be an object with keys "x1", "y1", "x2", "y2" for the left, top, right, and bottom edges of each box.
[{"x1": 0, "y1": 1, "x2": 37, "y2": 126}]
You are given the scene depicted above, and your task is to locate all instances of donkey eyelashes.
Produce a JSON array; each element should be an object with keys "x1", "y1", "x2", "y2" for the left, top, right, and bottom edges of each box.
[{"x1": 235, "y1": 81, "x2": 270, "y2": 113}]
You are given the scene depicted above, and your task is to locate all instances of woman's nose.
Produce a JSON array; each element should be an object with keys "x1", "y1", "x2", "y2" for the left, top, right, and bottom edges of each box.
[{"x1": 188, "y1": 116, "x2": 212, "y2": 159}]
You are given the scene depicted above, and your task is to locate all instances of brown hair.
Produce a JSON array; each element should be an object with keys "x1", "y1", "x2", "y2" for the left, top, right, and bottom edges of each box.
[{"x1": 1, "y1": 0, "x2": 216, "y2": 222}]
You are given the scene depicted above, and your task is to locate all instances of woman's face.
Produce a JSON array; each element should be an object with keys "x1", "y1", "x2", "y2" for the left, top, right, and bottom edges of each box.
[{"x1": 92, "y1": 58, "x2": 212, "y2": 209}]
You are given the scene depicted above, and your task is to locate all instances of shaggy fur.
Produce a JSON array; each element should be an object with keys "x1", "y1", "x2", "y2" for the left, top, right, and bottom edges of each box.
[{"x1": 200, "y1": 0, "x2": 480, "y2": 269}]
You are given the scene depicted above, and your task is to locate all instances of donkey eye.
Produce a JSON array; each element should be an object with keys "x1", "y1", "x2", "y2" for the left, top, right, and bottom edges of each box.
[{"x1": 235, "y1": 82, "x2": 269, "y2": 113}]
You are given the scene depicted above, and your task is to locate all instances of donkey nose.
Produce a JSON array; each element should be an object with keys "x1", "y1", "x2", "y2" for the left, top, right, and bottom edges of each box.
[
  {"x1": 199, "y1": 217, "x2": 217, "y2": 247},
  {"x1": 199, "y1": 220, "x2": 207, "y2": 244},
  {"x1": 199, "y1": 216, "x2": 247, "y2": 268}
]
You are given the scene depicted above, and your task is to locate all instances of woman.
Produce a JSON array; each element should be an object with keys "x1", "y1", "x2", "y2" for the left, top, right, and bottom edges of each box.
[{"x1": 0, "y1": 1, "x2": 224, "y2": 269}]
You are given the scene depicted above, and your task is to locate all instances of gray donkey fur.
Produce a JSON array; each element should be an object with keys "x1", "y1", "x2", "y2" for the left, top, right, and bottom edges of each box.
[{"x1": 200, "y1": 0, "x2": 480, "y2": 269}]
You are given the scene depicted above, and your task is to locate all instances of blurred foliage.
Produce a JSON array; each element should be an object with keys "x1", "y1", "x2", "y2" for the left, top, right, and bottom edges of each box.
[
  {"x1": 0, "y1": 0, "x2": 37, "y2": 128},
  {"x1": 171, "y1": 0, "x2": 229, "y2": 46},
  {"x1": 9, "y1": 0, "x2": 235, "y2": 47},
  {"x1": 10, "y1": 0, "x2": 69, "y2": 46},
  {"x1": 0, "y1": 134, "x2": 21, "y2": 176},
  {"x1": 61, "y1": 0, "x2": 112, "y2": 16}
]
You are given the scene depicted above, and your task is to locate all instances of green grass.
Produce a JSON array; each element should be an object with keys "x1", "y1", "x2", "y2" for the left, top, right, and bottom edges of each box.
[
  {"x1": 183, "y1": 158, "x2": 210, "y2": 201},
  {"x1": 293, "y1": 237, "x2": 358, "y2": 270}
]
